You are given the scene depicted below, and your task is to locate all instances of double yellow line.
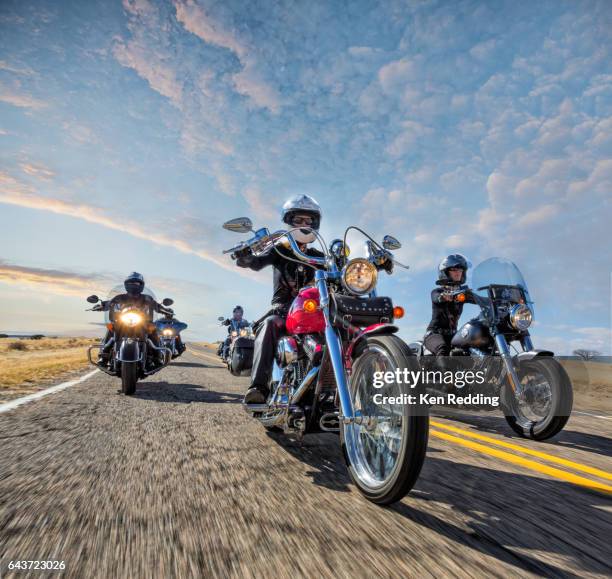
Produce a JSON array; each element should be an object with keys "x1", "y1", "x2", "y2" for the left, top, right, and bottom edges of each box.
[{"x1": 430, "y1": 420, "x2": 612, "y2": 493}]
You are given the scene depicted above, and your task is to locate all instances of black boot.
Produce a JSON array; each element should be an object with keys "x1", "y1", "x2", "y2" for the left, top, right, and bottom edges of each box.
[{"x1": 244, "y1": 385, "x2": 269, "y2": 404}]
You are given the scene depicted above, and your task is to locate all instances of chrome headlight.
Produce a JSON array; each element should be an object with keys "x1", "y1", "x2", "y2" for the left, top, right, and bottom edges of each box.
[
  {"x1": 120, "y1": 310, "x2": 143, "y2": 327},
  {"x1": 240, "y1": 328, "x2": 249, "y2": 337},
  {"x1": 341, "y1": 258, "x2": 378, "y2": 296},
  {"x1": 231, "y1": 330, "x2": 238, "y2": 337},
  {"x1": 162, "y1": 328, "x2": 174, "y2": 337},
  {"x1": 509, "y1": 304, "x2": 533, "y2": 331}
]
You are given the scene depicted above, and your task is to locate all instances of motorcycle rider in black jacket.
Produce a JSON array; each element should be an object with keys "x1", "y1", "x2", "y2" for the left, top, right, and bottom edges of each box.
[
  {"x1": 233, "y1": 194, "x2": 324, "y2": 404},
  {"x1": 98, "y1": 272, "x2": 170, "y2": 368},
  {"x1": 424, "y1": 255, "x2": 474, "y2": 358}
]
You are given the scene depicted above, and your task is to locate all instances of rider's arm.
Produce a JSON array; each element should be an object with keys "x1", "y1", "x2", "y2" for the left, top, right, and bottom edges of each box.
[
  {"x1": 235, "y1": 247, "x2": 278, "y2": 271},
  {"x1": 431, "y1": 288, "x2": 447, "y2": 304}
]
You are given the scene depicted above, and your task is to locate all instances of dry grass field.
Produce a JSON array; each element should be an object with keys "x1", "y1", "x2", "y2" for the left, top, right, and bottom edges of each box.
[
  {"x1": 560, "y1": 359, "x2": 612, "y2": 411},
  {"x1": 0, "y1": 337, "x2": 98, "y2": 396}
]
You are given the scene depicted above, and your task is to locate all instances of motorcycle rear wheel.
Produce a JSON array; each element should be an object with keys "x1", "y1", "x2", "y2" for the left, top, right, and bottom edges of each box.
[
  {"x1": 121, "y1": 362, "x2": 138, "y2": 395},
  {"x1": 340, "y1": 335, "x2": 429, "y2": 504},
  {"x1": 503, "y1": 357, "x2": 573, "y2": 440}
]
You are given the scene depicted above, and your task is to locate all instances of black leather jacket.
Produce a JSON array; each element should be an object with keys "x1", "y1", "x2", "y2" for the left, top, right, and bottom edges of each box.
[
  {"x1": 236, "y1": 245, "x2": 325, "y2": 311},
  {"x1": 426, "y1": 286, "x2": 475, "y2": 335}
]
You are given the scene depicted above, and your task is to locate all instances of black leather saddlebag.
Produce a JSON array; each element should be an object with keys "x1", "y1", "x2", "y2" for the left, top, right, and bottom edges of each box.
[{"x1": 330, "y1": 294, "x2": 394, "y2": 328}]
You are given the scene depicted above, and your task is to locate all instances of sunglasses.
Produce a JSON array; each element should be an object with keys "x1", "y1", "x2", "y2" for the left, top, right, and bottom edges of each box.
[{"x1": 291, "y1": 216, "x2": 314, "y2": 226}]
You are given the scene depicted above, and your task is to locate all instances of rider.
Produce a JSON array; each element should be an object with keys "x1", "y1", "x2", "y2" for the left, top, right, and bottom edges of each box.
[
  {"x1": 424, "y1": 254, "x2": 474, "y2": 358},
  {"x1": 221, "y1": 305, "x2": 250, "y2": 359},
  {"x1": 233, "y1": 194, "x2": 324, "y2": 404},
  {"x1": 98, "y1": 272, "x2": 171, "y2": 367}
]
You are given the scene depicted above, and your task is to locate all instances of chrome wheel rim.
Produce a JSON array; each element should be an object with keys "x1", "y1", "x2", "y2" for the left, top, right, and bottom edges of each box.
[
  {"x1": 515, "y1": 368, "x2": 553, "y2": 427},
  {"x1": 345, "y1": 345, "x2": 405, "y2": 489}
]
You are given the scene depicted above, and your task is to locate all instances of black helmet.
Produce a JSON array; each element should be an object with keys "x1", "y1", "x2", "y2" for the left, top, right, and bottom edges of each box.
[
  {"x1": 124, "y1": 272, "x2": 145, "y2": 295},
  {"x1": 437, "y1": 254, "x2": 471, "y2": 285}
]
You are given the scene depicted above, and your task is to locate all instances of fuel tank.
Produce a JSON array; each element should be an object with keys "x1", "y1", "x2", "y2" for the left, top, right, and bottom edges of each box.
[
  {"x1": 286, "y1": 286, "x2": 325, "y2": 335},
  {"x1": 451, "y1": 319, "x2": 490, "y2": 348}
]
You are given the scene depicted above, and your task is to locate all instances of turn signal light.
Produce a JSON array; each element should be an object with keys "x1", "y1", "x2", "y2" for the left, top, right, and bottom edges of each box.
[
  {"x1": 393, "y1": 306, "x2": 405, "y2": 319},
  {"x1": 456, "y1": 293, "x2": 466, "y2": 303},
  {"x1": 106, "y1": 323, "x2": 114, "y2": 331},
  {"x1": 303, "y1": 299, "x2": 318, "y2": 313}
]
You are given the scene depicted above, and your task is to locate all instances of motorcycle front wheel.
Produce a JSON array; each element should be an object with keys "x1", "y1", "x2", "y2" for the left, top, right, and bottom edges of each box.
[
  {"x1": 340, "y1": 335, "x2": 429, "y2": 504},
  {"x1": 503, "y1": 357, "x2": 573, "y2": 440},
  {"x1": 121, "y1": 361, "x2": 138, "y2": 395}
]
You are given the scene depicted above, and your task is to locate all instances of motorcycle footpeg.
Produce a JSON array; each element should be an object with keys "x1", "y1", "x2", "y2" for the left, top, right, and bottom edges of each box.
[{"x1": 243, "y1": 403, "x2": 268, "y2": 413}]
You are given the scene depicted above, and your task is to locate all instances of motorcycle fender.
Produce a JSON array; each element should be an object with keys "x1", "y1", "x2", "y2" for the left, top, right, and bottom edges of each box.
[
  {"x1": 514, "y1": 349, "x2": 554, "y2": 363},
  {"x1": 346, "y1": 323, "x2": 399, "y2": 362},
  {"x1": 117, "y1": 339, "x2": 141, "y2": 363}
]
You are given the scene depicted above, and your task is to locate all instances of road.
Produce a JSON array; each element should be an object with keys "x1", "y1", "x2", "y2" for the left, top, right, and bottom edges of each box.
[{"x1": 1, "y1": 345, "x2": 611, "y2": 578}]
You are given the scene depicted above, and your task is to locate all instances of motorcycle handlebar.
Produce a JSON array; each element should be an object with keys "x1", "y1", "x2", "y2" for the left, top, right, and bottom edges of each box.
[{"x1": 223, "y1": 224, "x2": 407, "y2": 271}]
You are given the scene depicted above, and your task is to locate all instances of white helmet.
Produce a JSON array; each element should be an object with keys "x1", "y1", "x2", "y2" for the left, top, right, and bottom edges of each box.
[{"x1": 281, "y1": 194, "x2": 322, "y2": 244}]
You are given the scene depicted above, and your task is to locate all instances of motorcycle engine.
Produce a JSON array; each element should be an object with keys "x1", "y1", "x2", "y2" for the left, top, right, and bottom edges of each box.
[{"x1": 276, "y1": 337, "x2": 299, "y2": 367}]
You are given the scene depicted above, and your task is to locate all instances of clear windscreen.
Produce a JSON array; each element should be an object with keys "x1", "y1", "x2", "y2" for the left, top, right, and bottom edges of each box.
[
  {"x1": 472, "y1": 258, "x2": 533, "y2": 311},
  {"x1": 104, "y1": 285, "x2": 159, "y2": 324}
]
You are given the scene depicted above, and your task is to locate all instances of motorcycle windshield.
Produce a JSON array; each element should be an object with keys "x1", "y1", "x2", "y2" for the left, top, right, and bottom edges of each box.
[
  {"x1": 472, "y1": 258, "x2": 533, "y2": 309},
  {"x1": 104, "y1": 285, "x2": 159, "y2": 324}
]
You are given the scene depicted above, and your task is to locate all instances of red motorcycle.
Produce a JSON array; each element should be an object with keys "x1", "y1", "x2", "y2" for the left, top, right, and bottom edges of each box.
[{"x1": 223, "y1": 217, "x2": 428, "y2": 505}]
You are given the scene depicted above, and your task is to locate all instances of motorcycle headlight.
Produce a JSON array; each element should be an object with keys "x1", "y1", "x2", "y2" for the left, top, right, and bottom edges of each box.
[
  {"x1": 240, "y1": 328, "x2": 248, "y2": 337},
  {"x1": 341, "y1": 258, "x2": 378, "y2": 296},
  {"x1": 231, "y1": 330, "x2": 238, "y2": 337},
  {"x1": 120, "y1": 311, "x2": 143, "y2": 327},
  {"x1": 509, "y1": 304, "x2": 533, "y2": 331},
  {"x1": 162, "y1": 328, "x2": 174, "y2": 336}
]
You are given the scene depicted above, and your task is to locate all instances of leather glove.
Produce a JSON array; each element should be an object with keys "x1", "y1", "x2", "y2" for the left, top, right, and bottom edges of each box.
[{"x1": 232, "y1": 246, "x2": 253, "y2": 262}]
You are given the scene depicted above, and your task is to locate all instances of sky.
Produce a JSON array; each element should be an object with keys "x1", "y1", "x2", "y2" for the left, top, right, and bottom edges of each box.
[{"x1": 0, "y1": 0, "x2": 610, "y2": 354}]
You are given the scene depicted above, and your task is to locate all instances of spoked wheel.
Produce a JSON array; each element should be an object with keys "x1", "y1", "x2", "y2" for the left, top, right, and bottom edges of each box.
[
  {"x1": 340, "y1": 335, "x2": 429, "y2": 504},
  {"x1": 503, "y1": 357, "x2": 573, "y2": 440},
  {"x1": 121, "y1": 361, "x2": 138, "y2": 395}
]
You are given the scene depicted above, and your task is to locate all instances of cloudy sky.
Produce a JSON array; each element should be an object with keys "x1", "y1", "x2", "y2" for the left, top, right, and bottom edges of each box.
[{"x1": 0, "y1": 0, "x2": 610, "y2": 353}]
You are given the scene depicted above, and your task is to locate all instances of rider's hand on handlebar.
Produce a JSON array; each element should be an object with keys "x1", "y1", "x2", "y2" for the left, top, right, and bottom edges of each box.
[
  {"x1": 231, "y1": 245, "x2": 253, "y2": 261},
  {"x1": 381, "y1": 256, "x2": 394, "y2": 274}
]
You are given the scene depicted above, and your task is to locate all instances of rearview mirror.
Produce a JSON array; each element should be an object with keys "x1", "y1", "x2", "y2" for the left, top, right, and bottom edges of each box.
[
  {"x1": 162, "y1": 298, "x2": 174, "y2": 306},
  {"x1": 223, "y1": 217, "x2": 253, "y2": 233},
  {"x1": 86, "y1": 295, "x2": 99, "y2": 303},
  {"x1": 382, "y1": 235, "x2": 401, "y2": 250},
  {"x1": 218, "y1": 316, "x2": 225, "y2": 321}
]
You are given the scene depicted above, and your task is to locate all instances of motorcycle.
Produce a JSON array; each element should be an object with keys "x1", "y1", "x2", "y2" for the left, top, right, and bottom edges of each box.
[
  {"x1": 222, "y1": 217, "x2": 429, "y2": 504},
  {"x1": 217, "y1": 317, "x2": 255, "y2": 376},
  {"x1": 156, "y1": 313, "x2": 188, "y2": 359},
  {"x1": 86, "y1": 285, "x2": 173, "y2": 395},
  {"x1": 410, "y1": 257, "x2": 573, "y2": 440}
]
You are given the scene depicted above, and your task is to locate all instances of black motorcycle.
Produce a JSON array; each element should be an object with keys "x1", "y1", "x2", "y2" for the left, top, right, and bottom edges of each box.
[
  {"x1": 217, "y1": 317, "x2": 254, "y2": 376},
  {"x1": 411, "y1": 257, "x2": 573, "y2": 440},
  {"x1": 86, "y1": 287, "x2": 174, "y2": 395}
]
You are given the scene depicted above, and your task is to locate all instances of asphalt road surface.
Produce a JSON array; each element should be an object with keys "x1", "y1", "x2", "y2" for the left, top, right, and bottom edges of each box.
[{"x1": 1, "y1": 345, "x2": 611, "y2": 578}]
